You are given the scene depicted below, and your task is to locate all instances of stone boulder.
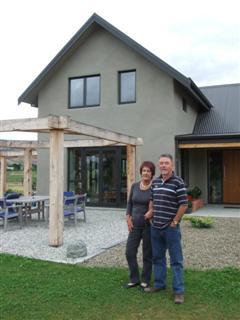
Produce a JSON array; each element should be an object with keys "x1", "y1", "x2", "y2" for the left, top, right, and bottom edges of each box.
[{"x1": 66, "y1": 240, "x2": 87, "y2": 259}]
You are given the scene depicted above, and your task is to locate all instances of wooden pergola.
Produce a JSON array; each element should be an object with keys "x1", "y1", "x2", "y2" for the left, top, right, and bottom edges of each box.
[
  {"x1": 0, "y1": 115, "x2": 143, "y2": 247},
  {"x1": 0, "y1": 149, "x2": 37, "y2": 197}
]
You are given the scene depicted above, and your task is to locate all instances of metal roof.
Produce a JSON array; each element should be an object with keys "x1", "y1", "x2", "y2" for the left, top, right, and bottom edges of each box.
[
  {"x1": 18, "y1": 13, "x2": 212, "y2": 111},
  {"x1": 193, "y1": 83, "x2": 240, "y2": 135}
]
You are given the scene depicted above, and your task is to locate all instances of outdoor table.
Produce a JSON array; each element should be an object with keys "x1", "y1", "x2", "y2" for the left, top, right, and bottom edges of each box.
[{"x1": 6, "y1": 195, "x2": 49, "y2": 222}]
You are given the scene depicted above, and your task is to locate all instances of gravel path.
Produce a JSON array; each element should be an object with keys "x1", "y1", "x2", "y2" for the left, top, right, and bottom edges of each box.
[
  {"x1": 0, "y1": 209, "x2": 128, "y2": 264},
  {"x1": 1, "y1": 212, "x2": 239, "y2": 269},
  {"x1": 83, "y1": 217, "x2": 240, "y2": 270}
]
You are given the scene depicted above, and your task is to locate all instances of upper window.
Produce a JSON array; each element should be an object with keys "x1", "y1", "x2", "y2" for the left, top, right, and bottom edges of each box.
[
  {"x1": 118, "y1": 70, "x2": 136, "y2": 104},
  {"x1": 69, "y1": 75, "x2": 100, "y2": 108}
]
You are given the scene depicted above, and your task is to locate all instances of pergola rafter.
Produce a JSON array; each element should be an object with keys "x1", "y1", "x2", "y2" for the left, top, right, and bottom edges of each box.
[{"x1": 0, "y1": 115, "x2": 143, "y2": 247}]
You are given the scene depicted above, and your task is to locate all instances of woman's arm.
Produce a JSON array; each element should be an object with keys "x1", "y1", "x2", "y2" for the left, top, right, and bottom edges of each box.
[{"x1": 126, "y1": 183, "x2": 135, "y2": 232}]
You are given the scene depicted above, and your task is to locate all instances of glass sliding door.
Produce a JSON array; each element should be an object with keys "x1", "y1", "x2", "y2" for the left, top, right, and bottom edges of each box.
[
  {"x1": 208, "y1": 151, "x2": 223, "y2": 203},
  {"x1": 102, "y1": 150, "x2": 117, "y2": 204},
  {"x1": 68, "y1": 149, "x2": 82, "y2": 194},
  {"x1": 86, "y1": 152, "x2": 100, "y2": 204},
  {"x1": 68, "y1": 146, "x2": 127, "y2": 207}
]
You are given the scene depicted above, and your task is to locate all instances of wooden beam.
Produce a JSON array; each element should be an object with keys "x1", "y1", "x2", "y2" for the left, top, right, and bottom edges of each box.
[
  {"x1": 49, "y1": 129, "x2": 64, "y2": 247},
  {"x1": 67, "y1": 119, "x2": 143, "y2": 146},
  {"x1": 0, "y1": 140, "x2": 48, "y2": 148},
  {"x1": 0, "y1": 115, "x2": 143, "y2": 146},
  {"x1": 0, "y1": 117, "x2": 50, "y2": 132},
  {"x1": 178, "y1": 142, "x2": 240, "y2": 149},
  {"x1": 0, "y1": 151, "x2": 37, "y2": 157},
  {"x1": 0, "y1": 139, "x2": 120, "y2": 149},
  {"x1": 63, "y1": 139, "x2": 119, "y2": 147},
  {"x1": 23, "y1": 149, "x2": 32, "y2": 196},
  {"x1": 0, "y1": 157, "x2": 7, "y2": 197},
  {"x1": 127, "y1": 145, "x2": 136, "y2": 197},
  {"x1": 0, "y1": 115, "x2": 69, "y2": 132}
]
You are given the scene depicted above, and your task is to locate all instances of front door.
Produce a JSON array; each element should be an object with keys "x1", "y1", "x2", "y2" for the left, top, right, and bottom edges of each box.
[
  {"x1": 208, "y1": 150, "x2": 240, "y2": 204},
  {"x1": 223, "y1": 150, "x2": 240, "y2": 203}
]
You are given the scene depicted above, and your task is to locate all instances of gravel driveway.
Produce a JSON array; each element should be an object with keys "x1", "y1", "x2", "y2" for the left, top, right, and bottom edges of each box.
[{"x1": 83, "y1": 217, "x2": 240, "y2": 270}]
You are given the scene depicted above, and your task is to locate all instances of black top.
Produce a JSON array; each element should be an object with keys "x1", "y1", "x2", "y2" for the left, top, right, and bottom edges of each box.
[{"x1": 126, "y1": 181, "x2": 151, "y2": 227}]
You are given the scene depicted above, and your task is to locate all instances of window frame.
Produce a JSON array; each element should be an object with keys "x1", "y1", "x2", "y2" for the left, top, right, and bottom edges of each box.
[
  {"x1": 118, "y1": 70, "x2": 136, "y2": 105},
  {"x1": 68, "y1": 74, "x2": 101, "y2": 109}
]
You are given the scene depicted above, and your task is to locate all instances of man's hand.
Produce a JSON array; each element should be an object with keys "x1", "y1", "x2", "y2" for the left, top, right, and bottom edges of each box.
[
  {"x1": 126, "y1": 214, "x2": 133, "y2": 232},
  {"x1": 170, "y1": 220, "x2": 178, "y2": 228}
]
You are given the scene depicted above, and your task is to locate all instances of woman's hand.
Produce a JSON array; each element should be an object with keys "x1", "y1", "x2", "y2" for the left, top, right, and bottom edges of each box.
[
  {"x1": 126, "y1": 214, "x2": 133, "y2": 232},
  {"x1": 144, "y1": 210, "x2": 153, "y2": 220}
]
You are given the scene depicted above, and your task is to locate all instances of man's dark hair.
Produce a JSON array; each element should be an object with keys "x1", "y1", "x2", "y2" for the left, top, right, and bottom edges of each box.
[{"x1": 159, "y1": 154, "x2": 173, "y2": 162}]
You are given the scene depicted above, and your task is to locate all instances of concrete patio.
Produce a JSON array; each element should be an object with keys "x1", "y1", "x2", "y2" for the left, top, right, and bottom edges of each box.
[{"x1": 190, "y1": 204, "x2": 240, "y2": 218}]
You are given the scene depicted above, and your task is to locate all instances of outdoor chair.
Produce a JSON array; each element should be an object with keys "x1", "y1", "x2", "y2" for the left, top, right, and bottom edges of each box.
[
  {"x1": 0, "y1": 197, "x2": 23, "y2": 231},
  {"x1": 63, "y1": 191, "x2": 75, "y2": 206},
  {"x1": 5, "y1": 192, "x2": 21, "y2": 200},
  {"x1": 63, "y1": 193, "x2": 87, "y2": 225},
  {"x1": 63, "y1": 195, "x2": 78, "y2": 225},
  {"x1": 64, "y1": 191, "x2": 75, "y2": 197},
  {"x1": 45, "y1": 193, "x2": 86, "y2": 226}
]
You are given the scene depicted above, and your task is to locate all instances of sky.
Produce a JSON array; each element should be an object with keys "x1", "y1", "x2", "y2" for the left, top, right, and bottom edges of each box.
[{"x1": 0, "y1": 0, "x2": 239, "y2": 139}]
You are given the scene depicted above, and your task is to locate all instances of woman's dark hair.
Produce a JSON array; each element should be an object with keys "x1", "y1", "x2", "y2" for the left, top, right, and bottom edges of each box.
[{"x1": 140, "y1": 161, "x2": 156, "y2": 178}]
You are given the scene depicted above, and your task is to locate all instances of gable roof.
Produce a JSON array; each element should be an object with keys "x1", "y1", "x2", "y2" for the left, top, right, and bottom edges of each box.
[
  {"x1": 194, "y1": 83, "x2": 240, "y2": 134},
  {"x1": 18, "y1": 13, "x2": 212, "y2": 111}
]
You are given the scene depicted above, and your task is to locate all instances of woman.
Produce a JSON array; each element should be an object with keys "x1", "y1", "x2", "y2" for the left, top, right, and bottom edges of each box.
[{"x1": 124, "y1": 161, "x2": 155, "y2": 290}]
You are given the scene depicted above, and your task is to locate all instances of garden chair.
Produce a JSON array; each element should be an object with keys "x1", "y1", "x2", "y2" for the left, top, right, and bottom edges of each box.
[
  {"x1": 63, "y1": 193, "x2": 87, "y2": 225},
  {"x1": 0, "y1": 197, "x2": 23, "y2": 231},
  {"x1": 63, "y1": 195, "x2": 78, "y2": 225}
]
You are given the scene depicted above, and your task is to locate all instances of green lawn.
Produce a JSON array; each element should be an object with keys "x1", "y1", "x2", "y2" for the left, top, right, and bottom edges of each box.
[
  {"x1": 0, "y1": 254, "x2": 239, "y2": 320},
  {"x1": 6, "y1": 170, "x2": 37, "y2": 193}
]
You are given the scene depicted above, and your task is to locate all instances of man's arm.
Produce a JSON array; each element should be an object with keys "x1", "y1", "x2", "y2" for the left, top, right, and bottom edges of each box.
[
  {"x1": 170, "y1": 204, "x2": 188, "y2": 227},
  {"x1": 144, "y1": 200, "x2": 153, "y2": 220}
]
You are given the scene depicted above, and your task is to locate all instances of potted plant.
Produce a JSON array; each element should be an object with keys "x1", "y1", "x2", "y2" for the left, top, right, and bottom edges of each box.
[
  {"x1": 185, "y1": 199, "x2": 193, "y2": 214},
  {"x1": 187, "y1": 186, "x2": 204, "y2": 212}
]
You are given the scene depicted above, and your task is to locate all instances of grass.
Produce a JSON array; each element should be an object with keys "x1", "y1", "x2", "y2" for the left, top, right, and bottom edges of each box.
[
  {"x1": 6, "y1": 170, "x2": 37, "y2": 193},
  {"x1": 0, "y1": 254, "x2": 239, "y2": 320}
]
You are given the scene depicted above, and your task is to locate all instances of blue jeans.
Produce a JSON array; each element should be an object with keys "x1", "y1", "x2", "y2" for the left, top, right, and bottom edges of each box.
[{"x1": 151, "y1": 225, "x2": 184, "y2": 294}]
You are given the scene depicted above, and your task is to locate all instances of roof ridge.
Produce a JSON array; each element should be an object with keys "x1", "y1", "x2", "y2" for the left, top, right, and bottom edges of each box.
[{"x1": 200, "y1": 83, "x2": 240, "y2": 89}]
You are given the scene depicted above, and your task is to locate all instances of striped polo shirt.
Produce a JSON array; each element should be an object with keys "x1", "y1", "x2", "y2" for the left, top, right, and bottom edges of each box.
[{"x1": 151, "y1": 173, "x2": 188, "y2": 229}]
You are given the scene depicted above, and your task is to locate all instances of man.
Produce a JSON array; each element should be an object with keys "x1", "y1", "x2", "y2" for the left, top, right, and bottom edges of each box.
[{"x1": 144, "y1": 154, "x2": 188, "y2": 304}]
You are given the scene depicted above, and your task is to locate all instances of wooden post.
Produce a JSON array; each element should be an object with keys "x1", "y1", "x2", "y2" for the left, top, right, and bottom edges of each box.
[
  {"x1": 127, "y1": 145, "x2": 136, "y2": 197},
  {"x1": 0, "y1": 156, "x2": 7, "y2": 197},
  {"x1": 23, "y1": 148, "x2": 33, "y2": 196},
  {"x1": 49, "y1": 129, "x2": 64, "y2": 247}
]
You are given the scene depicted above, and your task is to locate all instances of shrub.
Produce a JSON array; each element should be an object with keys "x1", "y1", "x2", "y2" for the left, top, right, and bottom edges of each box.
[{"x1": 184, "y1": 216, "x2": 214, "y2": 228}]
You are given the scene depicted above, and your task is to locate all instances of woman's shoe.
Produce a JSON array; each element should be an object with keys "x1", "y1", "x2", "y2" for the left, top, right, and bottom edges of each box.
[{"x1": 123, "y1": 282, "x2": 140, "y2": 289}]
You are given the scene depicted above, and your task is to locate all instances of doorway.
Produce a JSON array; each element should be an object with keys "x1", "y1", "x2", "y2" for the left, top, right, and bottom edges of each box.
[
  {"x1": 223, "y1": 150, "x2": 240, "y2": 203},
  {"x1": 68, "y1": 146, "x2": 127, "y2": 207},
  {"x1": 208, "y1": 150, "x2": 240, "y2": 204}
]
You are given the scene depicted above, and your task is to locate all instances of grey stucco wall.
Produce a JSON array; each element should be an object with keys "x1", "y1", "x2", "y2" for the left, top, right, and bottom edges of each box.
[{"x1": 36, "y1": 26, "x2": 198, "y2": 194}]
